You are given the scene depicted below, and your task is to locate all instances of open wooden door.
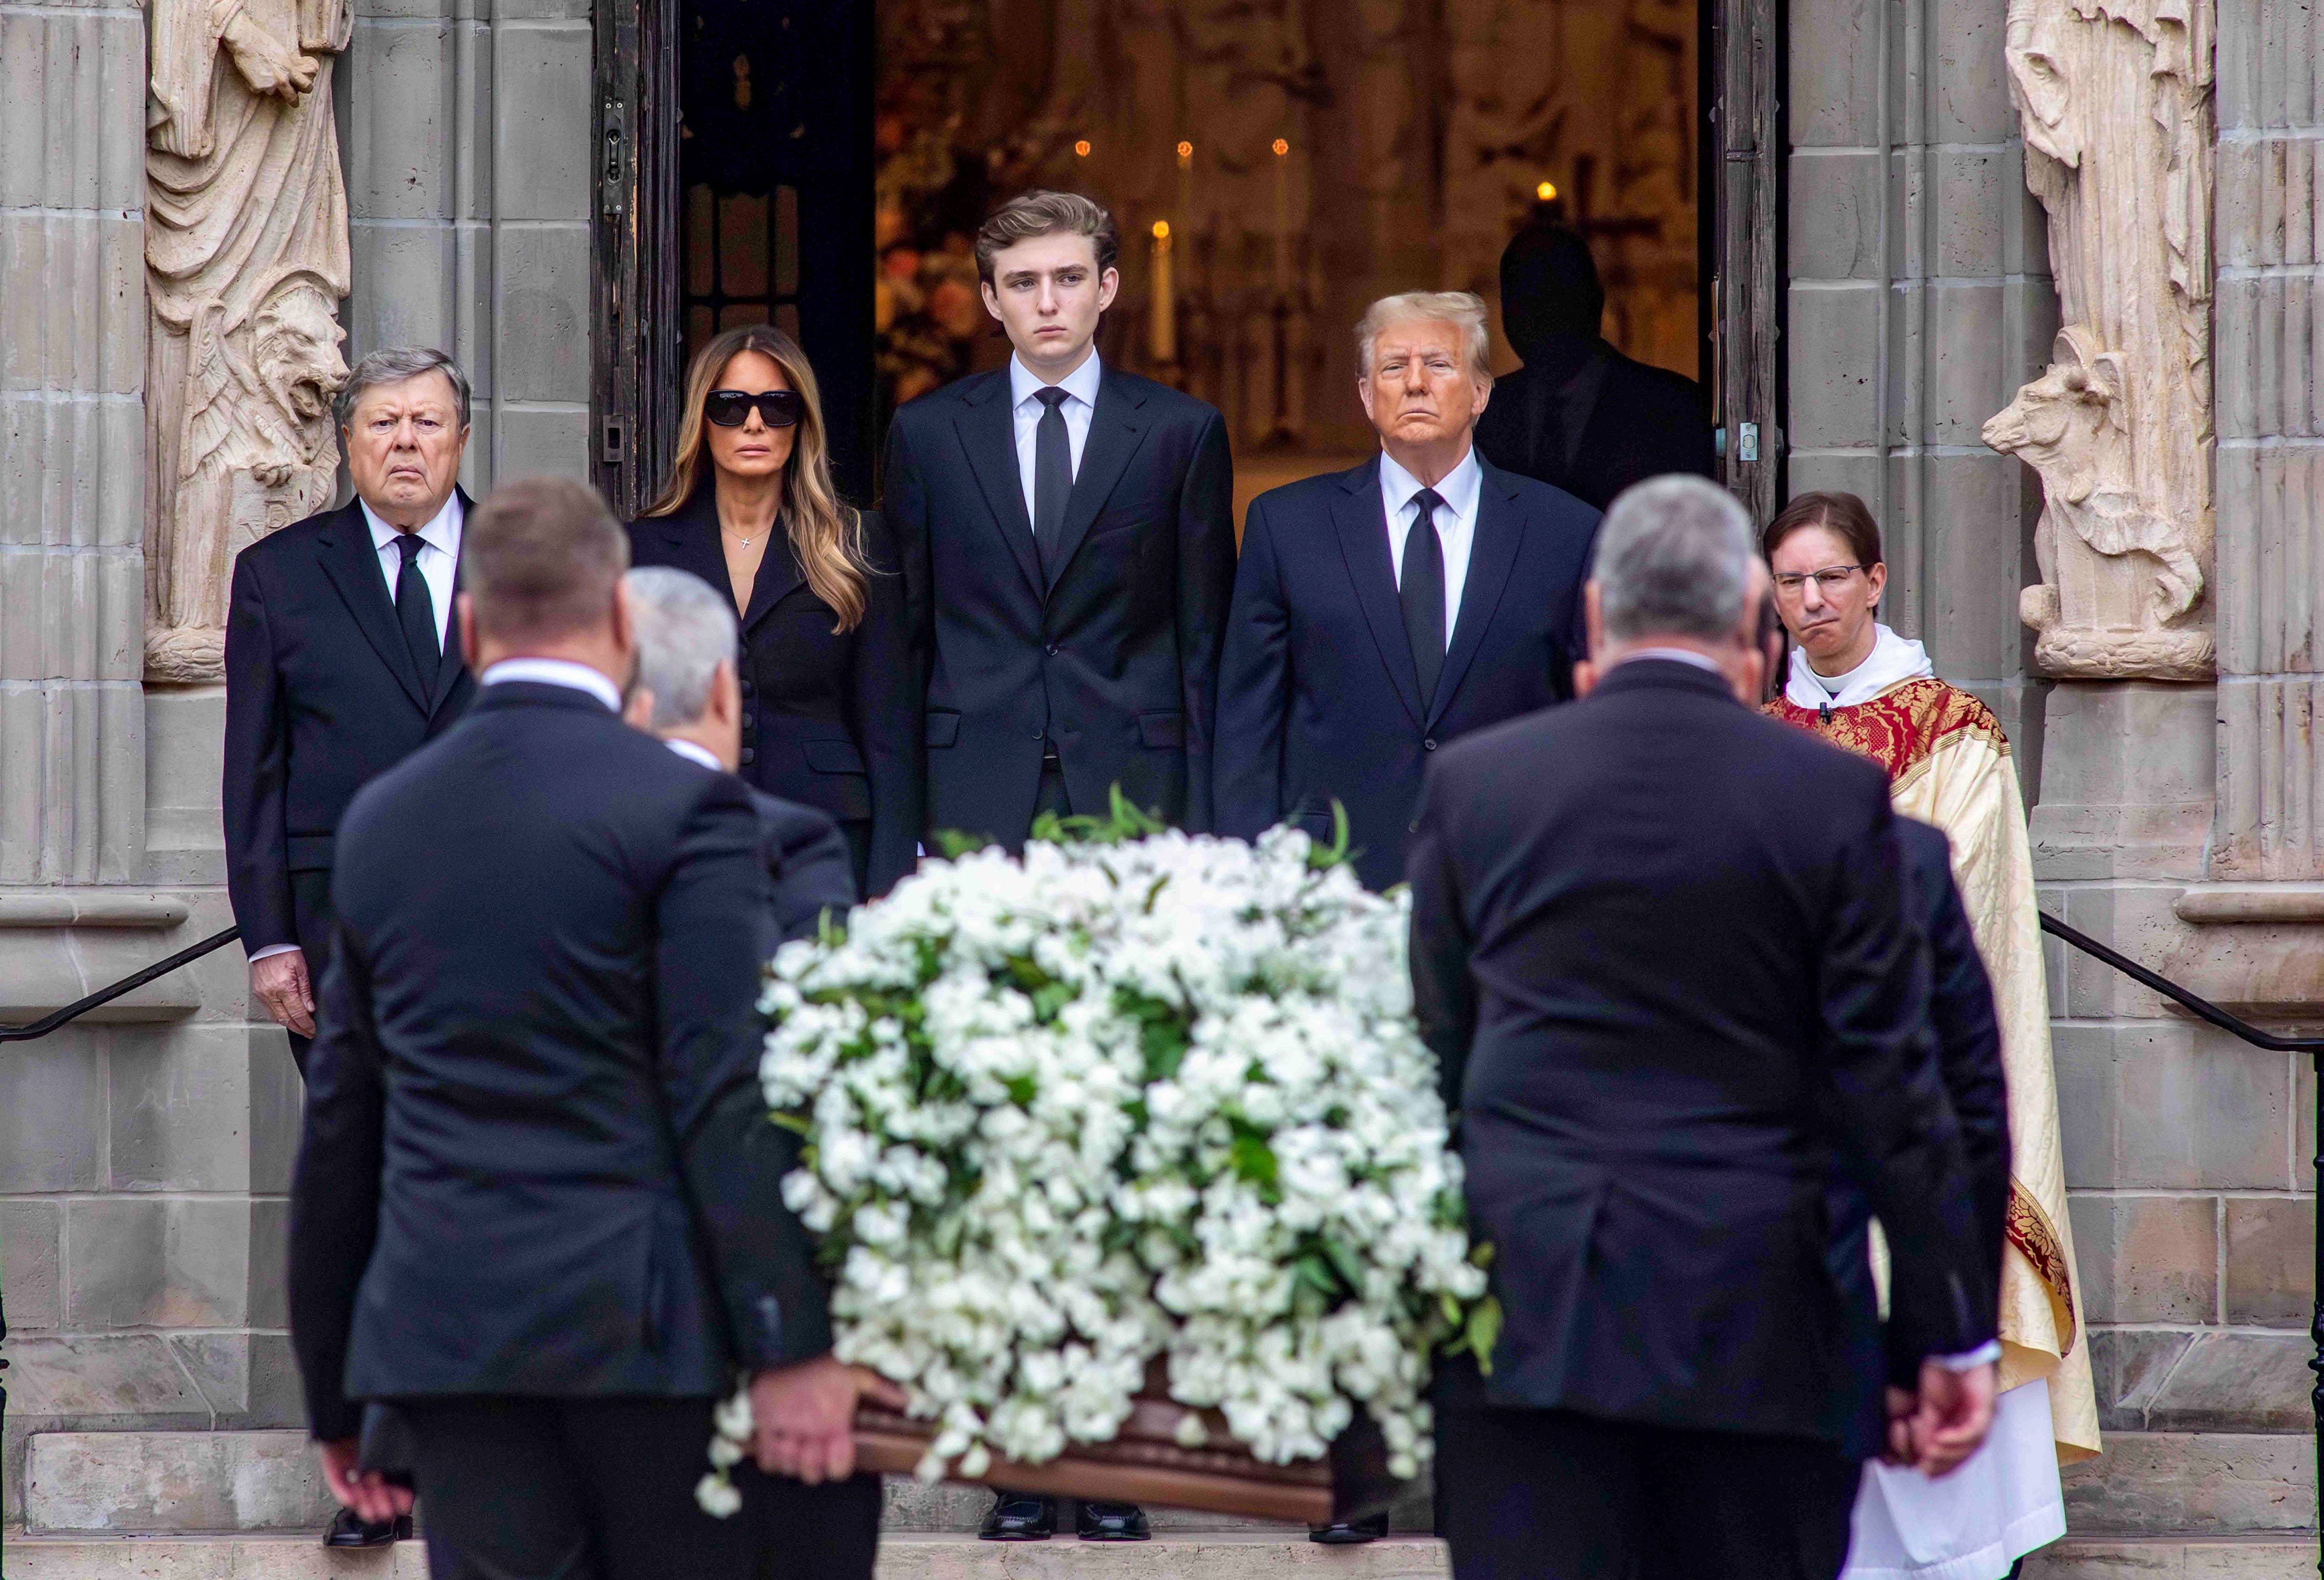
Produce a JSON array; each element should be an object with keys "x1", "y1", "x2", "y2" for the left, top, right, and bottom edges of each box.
[
  {"x1": 593, "y1": 0, "x2": 681, "y2": 518},
  {"x1": 1709, "y1": 0, "x2": 1782, "y2": 523}
]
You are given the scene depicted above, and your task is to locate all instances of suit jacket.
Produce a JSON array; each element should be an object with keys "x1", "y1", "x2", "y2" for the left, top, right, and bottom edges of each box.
[
  {"x1": 1214, "y1": 454, "x2": 1599, "y2": 890},
  {"x1": 626, "y1": 493, "x2": 921, "y2": 896},
  {"x1": 1829, "y1": 815, "x2": 2012, "y2": 1453},
  {"x1": 287, "y1": 682, "x2": 829, "y2": 1439},
  {"x1": 223, "y1": 494, "x2": 477, "y2": 953},
  {"x1": 1407, "y1": 659, "x2": 1992, "y2": 1443},
  {"x1": 884, "y1": 362, "x2": 1236, "y2": 844},
  {"x1": 1473, "y1": 344, "x2": 1717, "y2": 513},
  {"x1": 751, "y1": 786, "x2": 857, "y2": 944}
]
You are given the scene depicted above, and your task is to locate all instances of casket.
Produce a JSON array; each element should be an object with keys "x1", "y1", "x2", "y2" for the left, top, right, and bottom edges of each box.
[{"x1": 851, "y1": 1367, "x2": 1406, "y2": 1526}]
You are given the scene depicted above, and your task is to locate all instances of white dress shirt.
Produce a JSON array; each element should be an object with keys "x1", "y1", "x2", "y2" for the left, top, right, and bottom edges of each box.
[
  {"x1": 360, "y1": 493, "x2": 463, "y2": 649},
  {"x1": 1379, "y1": 445, "x2": 1482, "y2": 642},
  {"x1": 664, "y1": 738, "x2": 724, "y2": 773},
  {"x1": 478, "y1": 657, "x2": 623, "y2": 713},
  {"x1": 1009, "y1": 351, "x2": 1102, "y2": 531}
]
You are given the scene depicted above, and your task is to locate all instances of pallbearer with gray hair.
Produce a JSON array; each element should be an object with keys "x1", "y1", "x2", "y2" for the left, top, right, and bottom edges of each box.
[
  {"x1": 222, "y1": 345, "x2": 477, "y2": 1089},
  {"x1": 1214, "y1": 288, "x2": 1603, "y2": 908},
  {"x1": 621, "y1": 566, "x2": 857, "y2": 948}
]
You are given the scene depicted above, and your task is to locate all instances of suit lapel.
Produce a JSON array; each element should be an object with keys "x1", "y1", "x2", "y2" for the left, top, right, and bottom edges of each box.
[
  {"x1": 951, "y1": 372, "x2": 1045, "y2": 601},
  {"x1": 1043, "y1": 369, "x2": 1151, "y2": 594},
  {"x1": 740, "y1": 534, "x2": 808, "y2": 636},
  {"x1": 427, "y1": 488, "x2": 478, "y2": 716},
  {"x1": 315, "y1": 500, "x2": 429, "y2": 712},
  {"x1": 1330, "y1": 459, "x2": 1425, "y2": 726},
  {"x1": 1428, "y1": 462, "x2": 1526, "y2": 727}
]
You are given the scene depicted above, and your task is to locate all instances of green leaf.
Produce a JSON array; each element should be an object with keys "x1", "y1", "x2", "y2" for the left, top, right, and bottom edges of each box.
[
  {"x1": 1319, "y1": 1235, "x2": 1365, "y2": 1294},
  {"x1": 1293, "y1": 1253, "x2": 1340, "y2": 1297},
  {"x1": 933, "y1": 829, "x2": 990, "y2": 859},
  {"x1": 1306, "y1": 799, "x2": 1355, "y2": 870},
  {"x1": 1031, "y1": 981, "x2": 1075, "y2": 1022},
  {"x1": 769, "y1": 1112, "x2": 815, "y2": 1137},
  {"x1": 1003, "y1": 1074, "x2": 1037, "y2": 1106},
  {"x1": 1469, "y1": 1240, "x2": 1497, "y2": 1269},
  {"x1": 1229, "y1": 1131, "x2": 1278, "y2": 1191},
  {"x1": 1141, "y1": 873, "x2": 1171, "y2": 915},
  {"x1": 1465, "y1": 1296, "x2": 1503, "y2": 1377}
]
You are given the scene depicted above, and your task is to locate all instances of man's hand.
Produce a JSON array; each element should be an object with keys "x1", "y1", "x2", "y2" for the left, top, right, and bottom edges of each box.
[
  {"x1": 317, "y1": 1438, "x2": 413, "y2": 1525},
  {"x1": 222, "y1": 13, "x2": 318, "y2": 100},
  {"x1": 749, "y1": 1357, "x2": 906, "y2": 1485},
  {"x1": 1879, "y1": 1385, "x2": 1916, "y2": 1466},
  {"x1": 250, "y1": 949, "x2": 316, "y2": 1038},
  {"x1": 1905, "y1": 1358, "x2": 1997, "y2": 1478}
]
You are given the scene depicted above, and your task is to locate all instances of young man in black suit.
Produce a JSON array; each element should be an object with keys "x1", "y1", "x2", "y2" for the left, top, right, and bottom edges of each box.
[
  {"x1": 223, "y1": 347, "x2": 477, "y2": 1085},
  {"x1": 885, "y1": 190, "x2": 1237, "y2": 853},
  {"x1": 288, "y1": 477, "x2": 901, "y2": 1580},
  {"x1": 623, "y1": 565, "x2": 857, "y2": 945},
  {"x1": 1405, "y1": 476, "x2": 1999, "y2": 1580},
  {"x1": 1214, "y1": 290, "x2": 1601, "y2": 893}
]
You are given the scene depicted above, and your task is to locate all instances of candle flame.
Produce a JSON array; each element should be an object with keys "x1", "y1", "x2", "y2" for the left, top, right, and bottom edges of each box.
[
  {"x1": 1536, "y1": 181, "x2": 1558, "y2": 201},
  {"x1": 1152, "y1": 220, "x2": 1170, "y2": 240},
  {"x1": 1074, "y1": 139, "x2": 1092, "y2": 157},
  {"x1": 1272, "y1": 138, "x2": 1290, "y2": 157},
  {"x1": 1177, "y1": 140, "x2": 1193, "y2": 159}
]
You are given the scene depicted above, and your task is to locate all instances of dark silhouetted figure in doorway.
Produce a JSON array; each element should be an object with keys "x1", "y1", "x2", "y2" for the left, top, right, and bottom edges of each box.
[{"x1": 1473, "y1": 222, "x2": 1717, "y2": 511}]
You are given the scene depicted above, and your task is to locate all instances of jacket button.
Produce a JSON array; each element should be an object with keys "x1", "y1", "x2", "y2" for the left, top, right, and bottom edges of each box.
[
  {"x1": 741, "y1": 713, "x2": 755, "y2": 730},
  {"x1": 741, "y1": 678, "x2": 754, "y2": 696},
  {"x1": 1033, "y1": 730, "x2": 1045, "y2": 741},
  {"x1": 1045, "y1": 643, "x2": 1060, "y2": 656},
  {"x1": 740, "y1": 747, "x2": 755, "y2": 765},
  {"x1": 1409, "y1": 821, "x2": 1420, "y2": 833},
  {"x1": 1423, "y1": 737, "x2": 1437, "y2": 751}
]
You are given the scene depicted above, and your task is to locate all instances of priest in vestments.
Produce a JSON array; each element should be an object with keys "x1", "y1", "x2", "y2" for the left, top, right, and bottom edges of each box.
[{"x1": 1763, "y1": 493, "x2": 2098, "y2": 1580}]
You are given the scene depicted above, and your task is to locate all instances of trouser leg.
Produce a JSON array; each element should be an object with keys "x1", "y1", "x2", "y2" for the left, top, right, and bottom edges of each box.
[
  {"x1": 1433, "y1": 1402, "x2": 1646, "y2": 1579},
  {"x1": 400, "y1": 1397, "x2": 596, "y2": 1580},
  {"x1": 558, "y1": 1396, "x2": 758, "y2": 1580},
  {"x1": 736, "y1": 1465, "x2": 883, "y2": 1580},
  {"x1": 1638, "y1": 1425, "x2": 1859, "y2": 1580}
]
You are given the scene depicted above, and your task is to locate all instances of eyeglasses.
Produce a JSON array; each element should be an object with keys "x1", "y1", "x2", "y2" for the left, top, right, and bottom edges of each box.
[
  {"x1": 705, "y1": 389, "x2": 804, "y2": 428},
  {"x1": 1771, "y1": 564, "x2": 1867, "y2": 595}
]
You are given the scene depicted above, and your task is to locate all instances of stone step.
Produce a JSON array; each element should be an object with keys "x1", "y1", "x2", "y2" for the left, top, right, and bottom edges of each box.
[{"x1": 2, "y1": 1534, "x2": 2313, "y2": 1580}]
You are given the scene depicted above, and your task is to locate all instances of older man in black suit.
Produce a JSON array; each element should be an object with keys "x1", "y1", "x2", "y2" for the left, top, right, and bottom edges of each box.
[
  {"x1": 1407, "y1": 476, "x2": 1999, "y2": 1580},
  {"x1": 885, "y1": 190, "x2": 1236, "y2": 857},
  {"x1": 1215, "y1": 290, "x2": 1600, "y2": 892},
  {"x1": 224, "y1": 347, "x2": 478, "y2": 1077},
  {"x1": 288, "y1": 477, "x2": 901, "y2": 1580},
  {"x1": 623, "y1": 566, "x2": 857, "y2": 945}
]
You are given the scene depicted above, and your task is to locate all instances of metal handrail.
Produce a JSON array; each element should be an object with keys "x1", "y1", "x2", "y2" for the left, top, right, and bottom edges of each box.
[
  {"x1": 2039, "y1": 908, "x2": 2324, "y2": 1577},
  {"x1": 0, "y1": 925, "x2": 242, "y2": 1043}
]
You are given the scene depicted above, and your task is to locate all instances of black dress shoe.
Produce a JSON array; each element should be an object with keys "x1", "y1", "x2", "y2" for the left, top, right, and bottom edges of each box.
[
  {"x1": 979, "y1": 1493, "x2": 1056, "y2": 1540},
  {"x1": 323, "y1": 1507, "x2": 411, "y2": 1547},
  {"x1": 1077, "y1": 1500, "x2": 1151, "y2": 1541},
  {"x1": 1309, "y1": 1512, "x2": 1390, "y2": 1545}
]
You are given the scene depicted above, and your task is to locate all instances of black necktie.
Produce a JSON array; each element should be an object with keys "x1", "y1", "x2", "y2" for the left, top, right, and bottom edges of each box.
[
  {"x1": 1032, "y1": 386, "x2": 1072, "y2": 573},
  {"x1": 1401, "y1": 487, "x2": 1447, "y2": 709},
  {"x1": 392, "y1": 531, "x2": 439, "y2": 680}
]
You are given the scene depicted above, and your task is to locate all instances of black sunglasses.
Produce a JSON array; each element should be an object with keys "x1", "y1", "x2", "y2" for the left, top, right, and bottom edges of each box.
[{"x1": 705, "y1": 389, "x2": 804, "y2": 428}]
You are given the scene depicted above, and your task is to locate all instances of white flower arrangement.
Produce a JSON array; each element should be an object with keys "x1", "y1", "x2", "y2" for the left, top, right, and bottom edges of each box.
[{"x1": 696, "y1": 799, "x2": 1497, "y2": 1516}]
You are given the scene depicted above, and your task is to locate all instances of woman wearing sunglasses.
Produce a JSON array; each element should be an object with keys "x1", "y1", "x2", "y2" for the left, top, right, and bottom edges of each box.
[{"x1": 629, "y1": 324, "x2": 920, "y2": 896}]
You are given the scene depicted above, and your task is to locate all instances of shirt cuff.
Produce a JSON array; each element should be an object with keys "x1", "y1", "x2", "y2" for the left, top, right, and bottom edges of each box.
[
  {"x1": 248, "y1": 943, "x2": 303, "y2": 964},
  {"x1": 1933, "y1": 1340, "x2": 2003, "y2": 1372}
]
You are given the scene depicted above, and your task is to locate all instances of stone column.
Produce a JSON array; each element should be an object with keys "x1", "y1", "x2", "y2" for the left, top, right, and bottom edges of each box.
[{"x1": 340, "y1": 0, "x2": 596, "y2": 492}]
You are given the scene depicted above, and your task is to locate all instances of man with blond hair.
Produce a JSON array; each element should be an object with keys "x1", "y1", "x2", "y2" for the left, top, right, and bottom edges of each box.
[{"x1": 1215, "y1": 291, "x2": 1601, "y2": 897}]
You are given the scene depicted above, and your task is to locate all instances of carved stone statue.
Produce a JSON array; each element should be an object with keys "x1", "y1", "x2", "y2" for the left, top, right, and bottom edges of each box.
[
  {"x1": 1985, "y1": 0, "x2": 2214, "y2": 681},
  {"x1": 145, "y1": 0, "x2": 352, "y2": 683}
]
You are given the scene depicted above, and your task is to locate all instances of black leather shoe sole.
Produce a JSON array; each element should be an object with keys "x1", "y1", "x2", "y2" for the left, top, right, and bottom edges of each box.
[
  {"x1": 979, "y1": 1495, "x2": 1056, "y2": 1541},
  {"x1": 322, "y1": 1509, "x2": 411, "y2": 1548},
  {"x1": 1309, "y1": 1514, "x2": 1391, "y2": 1545},
  {"x1": 1077, "y1": 1501, "x2": 1151, "y2": 1541}
]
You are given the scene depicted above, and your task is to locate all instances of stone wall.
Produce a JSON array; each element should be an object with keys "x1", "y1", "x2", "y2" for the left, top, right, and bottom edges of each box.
[
  {"x1": 340, "y1": 0, "x2": 597, "y2": 492},
  {"x1": 1790, "y1": 0, "x2": 2322, "y2": 1554}
]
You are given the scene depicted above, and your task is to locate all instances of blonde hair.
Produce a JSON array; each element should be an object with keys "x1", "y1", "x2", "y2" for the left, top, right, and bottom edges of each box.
[
  {"x1": 1355, "y1": 291, "x2": 1494, "y2": 383},
  {"x1": 643, "y1": 324, "x2": 870, "y2": 632}
]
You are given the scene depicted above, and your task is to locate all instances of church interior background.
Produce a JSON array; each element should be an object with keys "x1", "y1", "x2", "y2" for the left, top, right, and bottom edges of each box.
[{"x1": 653, "y1": 0, "x2": 1704, "y2": 505}]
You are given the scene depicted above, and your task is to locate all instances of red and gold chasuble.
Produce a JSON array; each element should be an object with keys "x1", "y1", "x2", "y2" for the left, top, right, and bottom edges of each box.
[{"x1": 1769, "y1": 676, "x2": 2101, "y2": 1463}]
